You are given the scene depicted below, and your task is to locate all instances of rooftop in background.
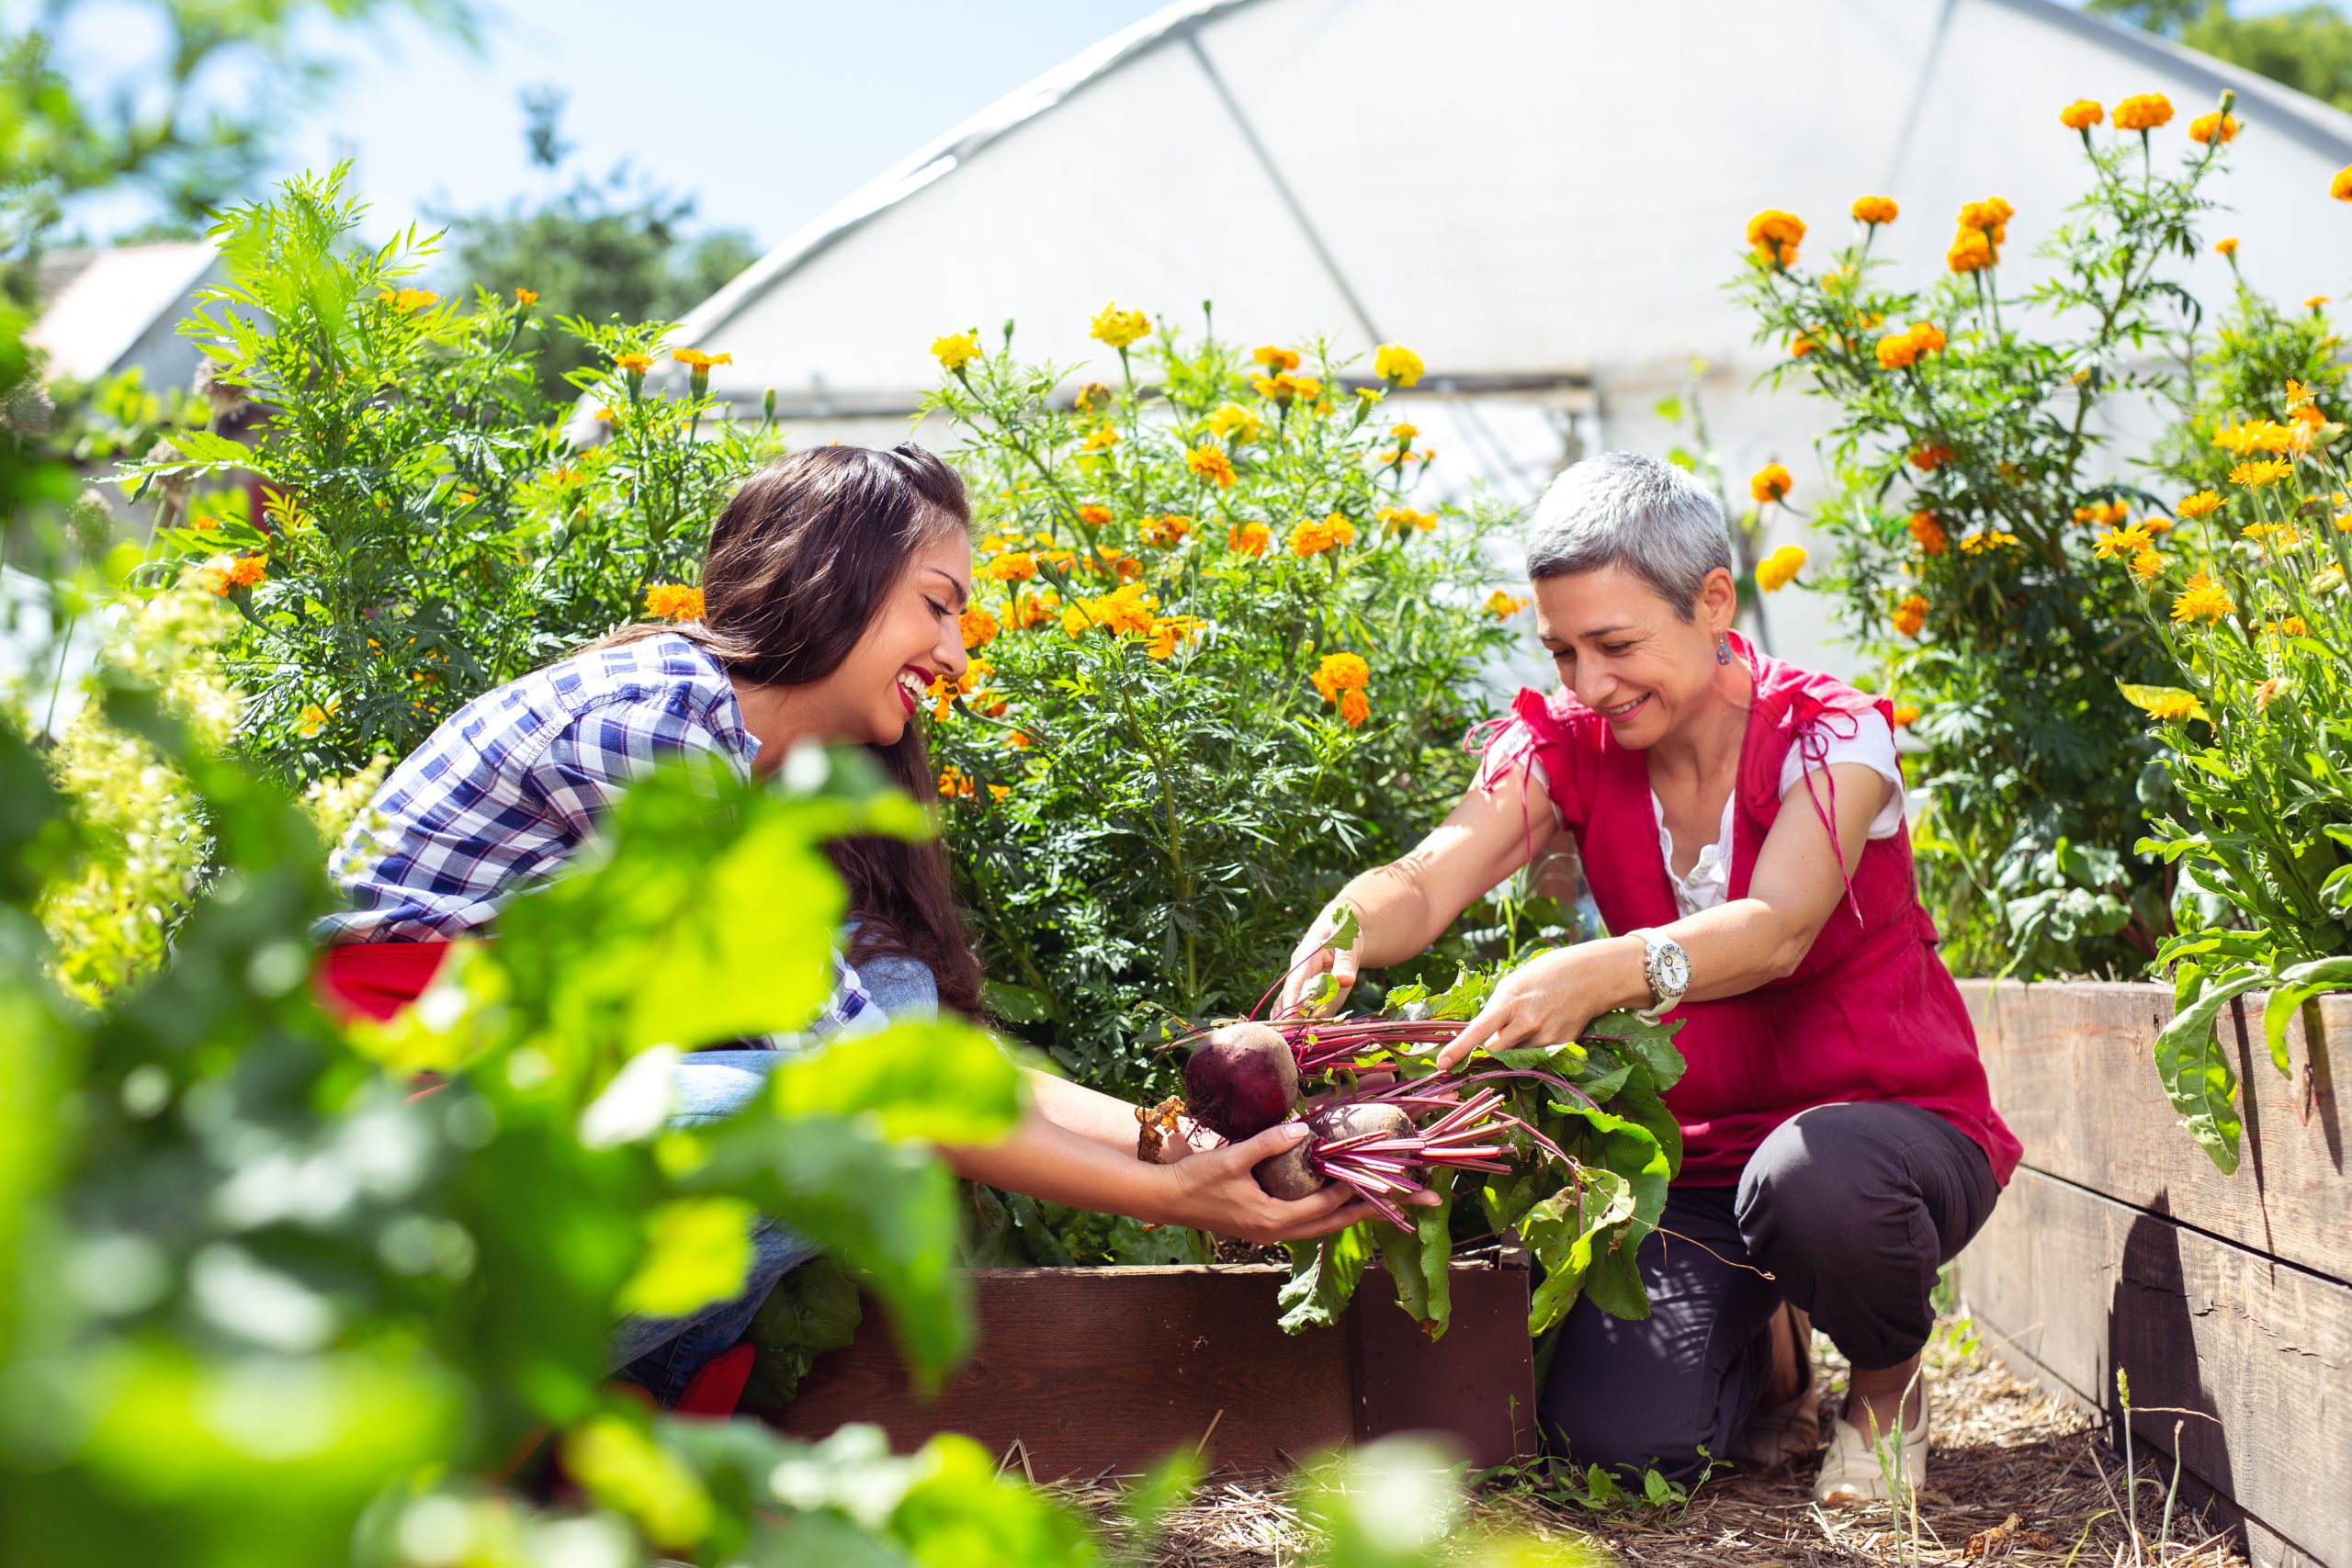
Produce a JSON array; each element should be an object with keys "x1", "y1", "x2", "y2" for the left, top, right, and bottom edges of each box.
[{"x1": 25, "y1": 242, "x2": 220, "y2": 390}]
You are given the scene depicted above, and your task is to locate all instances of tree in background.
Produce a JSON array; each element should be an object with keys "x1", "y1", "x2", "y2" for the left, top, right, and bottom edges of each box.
[
  {"x1": 434, "y1": 88, "x2": 759, "y2": 400},
  {"x1": 2092, "y1": 0, "x2": 2352, "y2": 114}
]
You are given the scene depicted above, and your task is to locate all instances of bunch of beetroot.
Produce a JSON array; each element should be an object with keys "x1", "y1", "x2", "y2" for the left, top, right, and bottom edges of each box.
[{"x1": 1162, "y1": 1020, "x2": 1582, "y2": 1228}]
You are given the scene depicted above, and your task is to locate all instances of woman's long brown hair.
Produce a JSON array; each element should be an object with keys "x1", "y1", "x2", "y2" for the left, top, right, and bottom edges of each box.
[{"x1": 599, "y1": 443, "x2": 984, "y2": 1019}]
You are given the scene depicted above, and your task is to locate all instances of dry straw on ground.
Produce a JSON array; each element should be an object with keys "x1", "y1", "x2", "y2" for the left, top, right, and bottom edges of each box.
[{"x1": 1050, "y1": 1320, "x2": 2247, "y2": 1567}]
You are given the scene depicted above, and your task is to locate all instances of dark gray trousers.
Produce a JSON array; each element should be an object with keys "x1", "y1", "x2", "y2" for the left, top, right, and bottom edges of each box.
[{"x1": 1538, "y1": 1100, "x2": 1999, "y2": 1481}]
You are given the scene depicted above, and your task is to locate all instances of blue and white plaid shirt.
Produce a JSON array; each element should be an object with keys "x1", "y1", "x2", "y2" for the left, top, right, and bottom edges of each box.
[{"x1": 319, "y1": 631, "x2": 875, "y2": 1034}]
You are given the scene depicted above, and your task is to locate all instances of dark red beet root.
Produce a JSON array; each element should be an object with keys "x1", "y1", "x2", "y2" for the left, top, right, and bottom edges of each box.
[
  {"x1": 1251, "y1": 1102, "x2": 1414, "y2": 1201},
  {"x1": 1183, "y1": 1021, "x2": 1298, "y2": 1141}
]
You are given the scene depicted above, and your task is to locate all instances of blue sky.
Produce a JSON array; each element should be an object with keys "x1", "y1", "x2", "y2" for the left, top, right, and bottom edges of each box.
[{"x1": 269, "y1": 0, "x2": 1174, "y2": 250}]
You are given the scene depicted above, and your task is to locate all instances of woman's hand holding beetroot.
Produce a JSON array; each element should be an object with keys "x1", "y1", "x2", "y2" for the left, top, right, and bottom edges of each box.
[
  {"x1": 1159, "y1": 1122, "x2": 1400, "y2": 1244},
  {"x1": 1436, "y1": 939, "x2": 1645, "y2": 1068}
]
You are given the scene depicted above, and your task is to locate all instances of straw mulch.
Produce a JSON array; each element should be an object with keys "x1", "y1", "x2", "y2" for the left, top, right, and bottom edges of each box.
[{"x1": 1051, "y1": 1319, "x2": 2248, "y2": 1566}]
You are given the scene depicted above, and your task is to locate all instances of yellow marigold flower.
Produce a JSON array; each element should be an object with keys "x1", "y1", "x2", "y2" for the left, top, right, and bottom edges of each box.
[
  {"x1": 297, "y1": 700, "x2": 338, "y2": 739},
  {"x1": 1085, "y1": 582, "x2": 1159, "y2": 637},
  {"x1": 1252, "y1": 345, "x2": 1300, "y2": 374},
  {"x1": 2112, "y1": 93, "x2": 2174, "y2": 132},
  {"x1": 1851, "y1": 194, "x2": 1899, "y2": 225},
  {"x1": 1486, "y1": 590, "x2": 1530, "y2": 618},
  {"x1": 2212, "y1": 419, "x2": 2293, "y2": 456},
  {"x1": 931, "y1": 331, "x2": 982, "y2": 371},
  {"x1": 671, "y1": 348, "x2": 732, "y2": 369},
  {"x1": 1756, "y1": 544, "x2": 1807, "y2": 591},
  {"x1": 1088, "y1": 301, "x2": 1151, "y2": 349},
  {"x1": 1750, "y1": 463, "x2": 1793, "y2": 504},
  {"x1": 1907, "y1": 511, "x2": 1948, "y2": 555},
  {"x1": 613, "y1": 352, "x2": 653, "y2": 375},
  {"x1": 1205, "y1": 402, "x2": 1264, "y2": 444},
  {"x1": 1959, "y1": 529, "x2": 2020, "y2": 555},
  {"x1": 1012, "y1": 589, "x2": 1060, "y2": 628},
  {"x1": 2334, "y1": 165, "x2": 2352, "y2": 200},
  {"x1": 1893, "y1": 593, "x2": 1928, "y2": 637},
  {"x1": 2060, "y1": 99, "x2": 2104, "y2": 131},
  {"x1": 1374, "y1": 343, "x2": 1425, "y2": 386},
  {"x1": 2133, "y1": 689, "x2": 2203, "y2": 722},
  {"x1": 2188, "y1": 111, "x2": 2238, "y2": 144},
  {"x1": 1745, "y1": 209, "x2": 1806, "y2": 267},
  {"x1": 2215, "y1": 236, "x2": 2239, "y2": 257},
  {"x1": 1311, "y1": 651, "x2": 1372, "y2": 703},
  {"x1": 960, "y1": 606, "x2": 999, "y2": 650},
  {"x1": 594, "y1": 405, "x2": 619, "y2": 423},
  {"x1": 1077, "y1": 503, "x2": 1114, "y2": 526},
  {"x1": 2093, "y1": 523, "x2": 2154, "y2": 559},
  {"x1": 1140, "y1": 513, "x2": 1193, "y2": 547},
  {"x1": 989, "y1": 550, "x2": 1037, "y2": 584},
  {"x1": 191, "y1": 516, "x2": 219, "y2": 531},
  {"x1": 1187, "y1": 445, "x2": 1238, "y2": 488},
  {"x1": 1356, "y1": 387, "x2": 1385, "y2": 403},
  {"x1": 2176, "y1": 491, "x2": 2224, "y2": 518},
  {"x1": 1337, "y1": 688, "x2": 1371, "y2": 729},
  {"x1": 643, "y1": 583, "x2": 705, "y2": 621},
  {"x1": 988, "y1": 784, "x2": 1012, "y2": 804},
  {"x1": 1227, "y1": 520, "x2": 1271, "y2": 557},
  {"x1": 2241, "y1": 520, "x2": 2302, "y2": 549},
  {"x1": 514, "y1": 286, "x2": 538, "y2": 305},
  {"x1": 1391, "y1": 423, "x2": 1419, "y2": 442},
  {"x1": 1079, "y1": 425, "x2": 1119, "y2": 453},
  {"x1": 1790, "y1": 333, "x2": 1818, "y2": 358},
  {"x1": 1377, "y1": 506, "x2": 1437, "y2": 534},
  {"x1": 2337, "y1": 508, "x2": 2352, "y2": 533},
  {"x1": 2130, "y1": 547, "x2": 2165, "y2": 583},
  {"x1": 379, "y1": 288, "x2": 438, "y2": 312},
  {"x1": 2286, "y1": 379, "x2": 2314, "y2": 412},
  {"x1": 1947, "y1": 229, "x2": 1994, "y2": 274},
  {"x1": 2169, "y1": 571, "x2": 2234, "y2": 624},
  {"x1": 1072, "y1": 382, "x2": 1111, "y2": 412},
  {"x1": 2230, "y1": 458, "x2": 2292, "y2": 487},
  {"x1": 2254, "y1": 677, "x2": 2290, "y2": 713},
  {"x1": 2262, "y1": 615, "x2": 2310, "y2": 637},
  {"x1": 1892, "y1": 702, "x2": 1921, "y2": 728}
]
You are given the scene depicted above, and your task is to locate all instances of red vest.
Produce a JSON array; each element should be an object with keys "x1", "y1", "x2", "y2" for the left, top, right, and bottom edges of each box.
[{"x1": 1483, "y1": 635, "x2": 2020, "y2": 1187}]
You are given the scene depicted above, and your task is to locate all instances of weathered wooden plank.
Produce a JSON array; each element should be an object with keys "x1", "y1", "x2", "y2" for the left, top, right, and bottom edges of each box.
[
  {"x1": 749, "y1": 1263, "x2": 1534, "y2": 1476},
  {"x1": 1959, "y1": 980, "x2": 2351, "y2": 1284},
  {"x1": 1959, "y1": 1168, "x2": 2352, "y2": 1568}
]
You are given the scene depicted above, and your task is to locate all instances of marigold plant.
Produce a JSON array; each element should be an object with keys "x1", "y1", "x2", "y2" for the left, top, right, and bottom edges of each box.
[{"x1": 921, "y1": 316, "x2": 1523, "y2": 1096}]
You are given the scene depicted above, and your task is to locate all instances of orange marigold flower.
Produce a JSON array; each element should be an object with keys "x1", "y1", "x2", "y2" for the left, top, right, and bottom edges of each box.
[
  {"x1": 1337, "y1": 688, "x2": 1371, "y2": 728},
  {"x1": 2188, "y1": 111, "x2": 2238, "y2": 144},
  {"x1": 2286, "y1": 380, "x2": 2315, "y2": 412},
  {"x1": 1288, "y1": 513, "x2": 1356, "y2": 557},
  {"x1": 1187, "y1": 445, "x2": 1238, "y2": 488},
  {"x1": 1146, "y1": 615, "x2": 1202, "y2": 660},
  {"x1": 2230, "y1": 458, "x2": 2292, "y2": 488},
  {"x1": 1310, "y1": 652, "x2": 1372, "y2": 703},
  {"x1": 1893, "y1": 593, "x2": 1928, "y2": 637},
  {"x1": 1140, "y1": 513, "x2": 1193, "y2": 547},
  {"x1": 379, "y1": 288, "x2": 438, "y2": 312},
  {"x1": 1907, "y1": 512, "x2": 1948, "y2": 555},
  {"x1": 1252, "y1": 344, "x2": 1301, "y2": 372},
  {"x1": 1077, "y1": 503, "x2": 1114, "y2": 525},
  {"x1": 1227, "y1": 520, "x2": 1271, "y2": 557},
  {"x1": 1377, "y1": 506, "x2": 1437, "y2": 534},
  {"x1": 1750, "y1": 463, "x2": 1793, "y2": 504},
  {"x1": 1745, "y1": 209, "x2": 1806, "y2": 267},
  {"x1": 1892, "y1": 702, "x2": 1921, "y2": 728},
  {"x1": 1947, "y1": 229, "x2": 1994, "y2": 274},
  {"x1": 2169, "y1": 571, "x2": 2233, "y2": 625},
  {"x1": 1791, "y1": 333, "x2": 1818, "y2": 358},
  {"x1": 1012, "y1": 589, "x2": 1060, "y2": 628},
  {"x1": 191, "y1": 516, "x2": 220, "y2": 531},
  {"x1": 195, "y1": 563, "x2": 231, "y2": 596},
  {"x1": 1006, "y1": 729, "x2": 1034, "y2": 750},
  {"x1": 1850, "y1": 194, "x2": 1899, "y2": 225},
  {"x1": 226, "y1": 555, "x2": 267, "y2": 590},
  {"x1": 644, "y1": 583, "x2": 705, "y2": 621},
  {"x1": 2334, "y1": 164, "x2": 2352, "y2": 200},
  {"x1": 2130, "y1": 547, "x2": 2165, "y2": 583},
  {"x1": 1910, "y1": 446, "x2": 1955, "y2": 471},
  {"x1": 2215, "y1": 236, "x2": 2239, "y2": 257},
  {"x1": 2060, "y1": 99, "x2": 2103, "y2": 131},
  {"x1": 937, "y1": 766, "x2": 977, "y2": 799},
  {"x1": 297, "y1": 701, "x2": 337, "y2": 739},
  {"x1": 960, "y1": 606, "x2": 999, "y2": 650},
  {"x1": 1486, "y1": 590, "x2": 1530, "y2": 618},
  {"x1": 2112, "y1": 93, "x2": 2174, "y2": 132},
  {"x1": 989, "y1": 550, "x2": 1037, "y2": 584},
  {"x1": 514, "y1": 286, "x2": 538, "y2": 305},
  {"x1": 2176, "y1": 490, "x2": 2224, "y2": 518},
  {"x1": 671, "y1": 348, "x2": 733, "y2": 369},
  {"x1": 615, "y1": 352, "x2": 654, "y2": 375}
]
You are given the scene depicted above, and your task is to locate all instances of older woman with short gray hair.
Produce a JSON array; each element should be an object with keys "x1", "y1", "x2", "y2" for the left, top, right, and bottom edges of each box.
[{"x1": 1283, "y1": 451, "x2": 2018, "y2": 1505}]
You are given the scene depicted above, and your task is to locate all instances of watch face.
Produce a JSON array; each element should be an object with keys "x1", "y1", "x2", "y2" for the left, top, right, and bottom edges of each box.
[{"x1": 1656, "y1": 945, "x2": 1691, "y2": 994}]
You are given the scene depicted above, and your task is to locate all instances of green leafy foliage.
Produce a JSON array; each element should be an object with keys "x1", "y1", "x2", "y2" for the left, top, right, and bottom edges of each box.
[
  {"x1": 922, "y1": 318, "x2": 1527, "y2": 1100},
  {"x1": 132, "y1": 165, "x2": 778, "y2": 783},
  {"x1": 1729, "y1": 108, "x2": 2245, "y2": 976}
]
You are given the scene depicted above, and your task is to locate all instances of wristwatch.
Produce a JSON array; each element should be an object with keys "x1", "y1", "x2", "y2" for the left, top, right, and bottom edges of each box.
[{"x1": 1628, "y1": 929, "x2": 1691, "y2": 1024}]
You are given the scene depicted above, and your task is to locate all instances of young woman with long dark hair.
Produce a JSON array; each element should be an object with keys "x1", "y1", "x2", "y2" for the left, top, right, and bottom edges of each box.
[{"x1": 316, "y1": 443, "x2": 1394, "y2": 1403}]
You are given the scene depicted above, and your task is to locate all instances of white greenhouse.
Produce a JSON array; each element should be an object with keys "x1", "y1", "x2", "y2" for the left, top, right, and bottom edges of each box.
[{"x1": 671, "y1": 0, "x2": 2352, "y2": 673}]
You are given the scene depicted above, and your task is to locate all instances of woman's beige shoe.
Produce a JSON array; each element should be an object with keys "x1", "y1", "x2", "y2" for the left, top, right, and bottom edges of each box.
[{"x1": 1810, "y1": 1393, "x2": 1928, "y2": 1506}]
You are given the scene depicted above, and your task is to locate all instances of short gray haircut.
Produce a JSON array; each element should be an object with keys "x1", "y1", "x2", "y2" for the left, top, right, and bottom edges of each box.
[{"x1": 1524, "y1": 451, "x2": 1734, "y2": 620}]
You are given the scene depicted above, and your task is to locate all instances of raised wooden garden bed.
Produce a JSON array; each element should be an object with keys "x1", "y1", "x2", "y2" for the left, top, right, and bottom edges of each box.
[
  {"x1": 1954, "y1": 979, "x2": 2352, "y2": 1568},
  {"x1": 745, "y1": 1256, "x2": 1536, "y2": 1477}
]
